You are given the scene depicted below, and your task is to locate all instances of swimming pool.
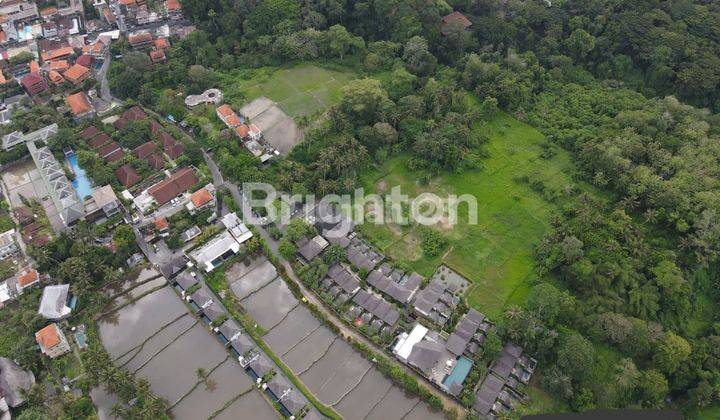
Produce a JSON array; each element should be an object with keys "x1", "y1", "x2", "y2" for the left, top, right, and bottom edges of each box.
[
  {"x1": 68, "y1": 154, "x2": 93, "y2": 200},
  {"x1": 442, "y1": 356, "x2": 473, "y2": 390}
]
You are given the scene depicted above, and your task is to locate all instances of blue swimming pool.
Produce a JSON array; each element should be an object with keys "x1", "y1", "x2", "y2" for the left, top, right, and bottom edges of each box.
[
  {"x1": 68, "y1": 154, "x2": 93, "y2": 200},
  {"x1": 442, "y1": 356, "x2": 473, "y2": 390}
]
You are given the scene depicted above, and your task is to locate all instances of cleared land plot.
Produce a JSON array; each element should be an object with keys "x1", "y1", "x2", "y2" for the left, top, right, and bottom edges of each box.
[
  {"x1": 222, "y1": 65, "x2": 355, "y2": 118},
  {"x1": 359, "y1": 111, "x2": 601, "y2": 318},
  {"x1": 241, "y1": 97, "x2": 303, "y2": 154},
  {"x1": 227, "y1": 258, "x2": 277, "y2": 300}
]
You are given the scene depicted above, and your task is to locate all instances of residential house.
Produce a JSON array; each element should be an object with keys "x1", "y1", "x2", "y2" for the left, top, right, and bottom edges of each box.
[
  {"x1": 149, "y1": 49, "x2": 166, "y2": 63},
  {"x1": 35, "y1": 323, "x2": 71, "y2": 358},
  {"x1": 75, "y1": 54, "x2": 93, "y2": 68},
  {"x1": 221, "y1": 212, "x2": 253, "y2": 243},
  {"x1": 97, "y1": 141, "x2": 121, "y2": 162},
  {"x1": 248, "y1": 124, "x2": 262, "y2": 141},
  {"x1": 189, "y1": 230, "x2": 240, "y2": 272},
  {"x1": 246, "y1": 353, "x2": 273, "y2": 381},
  {"x1": 16, "y1": 269, "x2": 40, "y2": 292},
  {"x1": 133, "y1": 141, "x2": 156, "y2": 159},
  {"x1": 65, "y1": 91, "x2": 95, "y2": 120},
  {"x1": 171, "y1": 271, "x2": 198, "y2": 296},
  {"x1": 88, "y1": 133, "x2": 111, "y2": 149},
  {"x1": 20, "y1": 73, "x2": 49, "y2": 95},
  {"x1": 147, "y1": 167, "x2": 198, "y2": 205},
  {"x1": 158, "y1": 131, "x2": 183, "y2": 159},
  {"x1": 165, "y1": 0, "x2": 182, "y2": 17},
  {"x1": 412, "y1": 278, "x2": 460, "y2": 327},
  {"x1": 147, "y1": 153, "x2": 164, "y2": 170},
  {"x1": 159, "y1": 254, "x2": 187, "y2": 279},
  {"x1": 128, "y1": 32, "x2": 153, "y2": 50},
  {"x1": 296, "y1": 234, "x2": 328, "y2": 262},
  {"x1": 38, "y1": 284, "x2": 74, "y2": 320},
  {"x1": 181, "y1": 225, "x2": 201, "y2": 242},
  {"x1": 115, "y1": 164, "x2": 141, "y2": 188},
  {"x1": 366, "y1": 265, "x2": 422, "y2": 305},
  {"x1": 0, "y1": 229, "x2": 17, "y2": 260},
  {"x1": 47, "y1": 60, "x2": 69, "y2": 73},
  {"x1": 265, "y1": 376, "x2": 307, "y2": 418},
  {"x1": 346, "y1": 237, "x2": 382, "y2": 272},
  {"x1": 320, "y1": 264, "x2": 360, "y2": 300},
  {"x1": 40, "y1": 46, "x2": 74, "y2": 63},
  {"x1": 441, "y1": 11, "x2": 472, "y2": 35},
  {"x1": 349, "y1": 289, "x2": 400, "y2": 329},
  {"x1": 154, "y1": 217, "x2": 169, "y2": 235},
  {"x1": 63, "y1": 64, "x2": 90, "y2": 85},
  {"x1": 84, "y1": 185, "x2": 121, "y2": 221},
  {"x1": 187, "y1": 285, "x2": 213, "y2": 313},
  {"x1": 186, "y1": 184, "x2": 215, "y2": 213}
]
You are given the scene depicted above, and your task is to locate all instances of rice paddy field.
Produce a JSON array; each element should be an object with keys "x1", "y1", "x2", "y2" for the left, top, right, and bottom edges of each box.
[
  {"x1": 359, "y1": 110, "x2": 602, "y2": 319},
  {"x1": 218, "y1": 64, "x2": 356, "y2": 118}
]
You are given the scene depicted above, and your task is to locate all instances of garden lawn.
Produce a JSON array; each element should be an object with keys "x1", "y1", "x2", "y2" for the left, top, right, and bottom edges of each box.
[
  {"x1": 359, "y1": 111, "x2": 601, "y2": 319},
  {"x1": 219, "y1": 64, "x2": 356, "y2": 118}
]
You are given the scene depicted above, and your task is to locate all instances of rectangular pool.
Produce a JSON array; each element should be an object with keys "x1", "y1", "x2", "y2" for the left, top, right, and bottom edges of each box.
[
  {"x1": 68, "y1": 154, "x2": 93, "y2": 200},
  {"x1": 442, "y1": 356, "x2": 473, "y2": 390}
]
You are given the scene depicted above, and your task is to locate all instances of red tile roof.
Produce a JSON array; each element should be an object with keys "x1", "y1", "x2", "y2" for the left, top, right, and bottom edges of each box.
[
  {"x1": 216, "y1": 105, "x2": 233, "y2": 117},
  {"x1": 36, "y1": 324, "x2": 61, "y2": 350},
  {"x1": 190, "y1": 187, "x2": 213, "y2": 207},
  {"x1": 147, "y1": 153, "x2": 165, "y2": 170},
  {"x1": 148, "y1": 167, "x2": 198, "y2": 205},
  {"x1": 21, "y1": 73, "x2": 49, "y2": 95},
  {"x1": 65, "y1": 92, "x2": 93, "y2": 117},
  {"x1": 18, "y1": 269, "x2": 39, "y2": 288},
  {"x1": 149, "y1": 49, "x2": 166, "y2": 63},
  {"x1": 123, "y1": 105, "x2": 147, "y2": 121},
  {"x1": 64, "y1": 64, "x2": 90, "y2": 85},
  {"x1": 234, "y1": 124, "x2": 249, "y2": 138},
  {"x1": 133, "y1": 141, "x2": 156, "y2": 158},
  {"x1": 80, "y1": 125, "x2": 100, "y2": 140},
  {"x1": 105, "y1": 148, "x2": 125, "y2": 163},
  {"x1": 154, "y1": 38, "x2": 170, "y2": 50},
  {"x1": 224, "y1": 113, "x2": 242, "y2": 127},
  {"x1": 88, "y1": 132, "x2": 111, "y2": 149},
  {"x1": 41, "y1": 46, "x2": 74, "y2": 62},
  {"x1": 165, "y1": 0, "x2": 181, "y2": 11},
  {"x1": 75, "y1": 54, "x2": 93, "y2": 68},
  {"x1": 154, "y1": 217, "x2": 169, "y2": 231},
  {"x1": 441, "y1": 11, "x2": 472, "y2": 34},
  {"x1": 115, "y1": 164, "x2": 141, "y2": 187},
  {"x1": 98, "y1": 141, "x2": 121, "y2": 158}
]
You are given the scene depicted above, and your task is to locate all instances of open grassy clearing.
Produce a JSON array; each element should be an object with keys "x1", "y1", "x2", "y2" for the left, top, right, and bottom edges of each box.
[
  {"x1": 218, "y1": 64, "x2": 356, "y2": 118},
  {"x1": 359, "y1": 111, "x2": 603, "y2": 319}
]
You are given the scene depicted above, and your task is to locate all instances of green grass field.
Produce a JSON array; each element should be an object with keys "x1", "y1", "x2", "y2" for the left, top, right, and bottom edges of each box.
[
  {"x1": 218, "y1": 64, "x2": 356, "y2": 117},
  {"x1": 359, "y1": 110, "x2": 601, "y2": 319}
]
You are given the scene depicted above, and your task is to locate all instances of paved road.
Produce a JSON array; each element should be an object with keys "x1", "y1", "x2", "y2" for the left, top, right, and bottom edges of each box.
[
  {"x1": 98, "y1": 50, "x2": 113, "y2": 101},
  {"x1": 224, "y1": 182, "x2": 466, "y2": 415}
]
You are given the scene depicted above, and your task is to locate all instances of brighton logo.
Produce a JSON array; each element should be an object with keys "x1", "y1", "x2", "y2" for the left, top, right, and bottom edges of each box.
[{"x1": 240, "y1": 183, "x2": 478, "y2": 235}]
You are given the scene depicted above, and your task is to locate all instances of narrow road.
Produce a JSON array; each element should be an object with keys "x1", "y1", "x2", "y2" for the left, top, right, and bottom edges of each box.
[{"x1": 224, "y1": 181, "x2": 466, "y2": 415}]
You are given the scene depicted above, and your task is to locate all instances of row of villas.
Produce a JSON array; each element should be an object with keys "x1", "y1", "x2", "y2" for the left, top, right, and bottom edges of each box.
[
  {"x1": 163, "y1": 236, "x2": 321, "y2": 419},
  {"x1": 286, "y1": 201, "x2": 538, "y2": 415}
]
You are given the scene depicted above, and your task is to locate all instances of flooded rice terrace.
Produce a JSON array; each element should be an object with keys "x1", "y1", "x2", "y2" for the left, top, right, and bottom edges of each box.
[
  {"x1": 228, "y1": 257, "x2": 446, "y2": 420},
  {"x1": 96, "y1": 268, "x2": 278, "y2": 420}
]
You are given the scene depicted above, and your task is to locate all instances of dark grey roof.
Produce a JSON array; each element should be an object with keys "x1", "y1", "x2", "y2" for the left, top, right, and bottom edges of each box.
[
  {"x1": 407, "y1": 339, "x2": 443, "y2": 374},
  {"x1": 203, "y1": 301, "x2": 226, "y2": 322},
  {"x1": 326, "y1": 264, "x2": 359, "y2": 294},
  {"x1": 465, "y1": 308, "x2": 485, "y2": 324},
  {"x1": 160, "y1": 255, "x2": 188, "y2": 279},
  {"x1": 445, "y1": 332, "x2": 468, "y2": 357},
  {"x1": 189, "y1": 286, "x2": 213, "y2": 308},
  {"x1": 0, "y1": 357, "x2": 35, "y2": 407},
  {"x1": 474, "y1": 374, "x2": 505, "y2": 414},
  {"x1": 247, "y1": 354, "x2": 273, "y2": 377},
  {"x1": 504, "y1": 342, "x2": 523, "y2": 358},
  {"x1": 296, "y1": 235, "x2": 328, "y2": 261},
  {"x1": 230, "y1": 333, "x2": 256, "y2": 356},
  {"x1": 218, "y1": 319, "x2": 241, "y2": 341},
  {"x1": 490, "y1": 353, "x2": 518, "y2": 380},
  {"x1": 267, "y1": 376, "x2": 308, "y2": 415},
  {"x1": 174, "y1": 272, "x2": 198, "y2": 290}
]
